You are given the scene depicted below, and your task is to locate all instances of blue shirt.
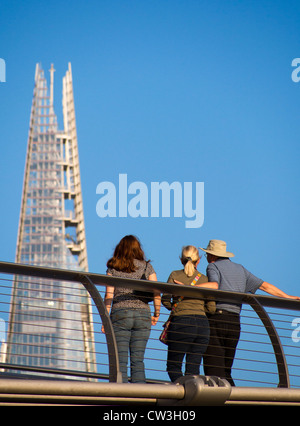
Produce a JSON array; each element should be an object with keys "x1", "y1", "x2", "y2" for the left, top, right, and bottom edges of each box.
[{"x1": 206, "y1": 259, "x2": 264, "y2": 314}]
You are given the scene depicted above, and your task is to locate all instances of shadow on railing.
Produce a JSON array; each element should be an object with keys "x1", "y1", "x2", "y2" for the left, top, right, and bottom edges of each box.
[{"x1": 0, "y1": 261, "x2": 299, "y2": 389}]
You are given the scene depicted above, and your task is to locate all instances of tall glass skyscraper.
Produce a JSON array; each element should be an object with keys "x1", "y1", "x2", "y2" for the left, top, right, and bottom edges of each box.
[{"x1": 5, "y1": 64, "x2": 96, "y2": 376}]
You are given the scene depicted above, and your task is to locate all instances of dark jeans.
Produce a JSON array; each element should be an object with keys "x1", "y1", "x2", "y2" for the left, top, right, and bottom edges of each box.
[
  {"x1": 203, "y1": 310, "x2": 241, "y2": 386},
  {"x1": 167, "y1": 315, "x2": 210, "y2": 382},
  {"x1": 111, "y1": 308, "x2": 151, "y2": 383}
]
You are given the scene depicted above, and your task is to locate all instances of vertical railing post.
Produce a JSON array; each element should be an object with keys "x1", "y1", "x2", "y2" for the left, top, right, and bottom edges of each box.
[
  {"x1": 246, "y1": 296, "x2": 290, "y2": 388},
  {"x1": 82, "y1": 276, "x2": 122, "y2": 383}
]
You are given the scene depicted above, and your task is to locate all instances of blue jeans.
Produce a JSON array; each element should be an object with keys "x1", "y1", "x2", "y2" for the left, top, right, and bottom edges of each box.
[
  {"x1": 110, "y1": 308, "x2": 151, "y2": 383},
  {"x1": 167, "y1": 315, "x2": 210, "y2": 382}
]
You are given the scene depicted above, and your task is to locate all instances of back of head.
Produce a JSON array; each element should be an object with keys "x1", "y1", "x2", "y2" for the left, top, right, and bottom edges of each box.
[
  {"x1": 107, "y1": 235, "x2": 146, "y2": 272},
  {"x1": 181, "y1": 245, "x2": 200, "y2": 277}
]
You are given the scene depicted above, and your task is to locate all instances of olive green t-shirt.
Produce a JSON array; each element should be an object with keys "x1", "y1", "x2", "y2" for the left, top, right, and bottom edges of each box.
[{"x1": 162, "y1": 269, "x2": 216, "y2": 316}]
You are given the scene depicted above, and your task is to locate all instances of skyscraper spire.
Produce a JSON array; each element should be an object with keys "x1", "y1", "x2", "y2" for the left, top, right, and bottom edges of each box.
[{"x1": 6, "y1": 64, "x2": 96, "y2": 377}]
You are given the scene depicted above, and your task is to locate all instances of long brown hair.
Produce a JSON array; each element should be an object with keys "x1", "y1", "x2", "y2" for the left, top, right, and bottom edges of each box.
[{"x1": 107, "y1": 235, "x2": 147, "y2": 273}]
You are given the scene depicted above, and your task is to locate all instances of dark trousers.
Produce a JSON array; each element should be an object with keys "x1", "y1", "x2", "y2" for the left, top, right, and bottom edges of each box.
[
  {"x1": 167, "y1": 315, "x2": 210, "y2": 382},
  {"x1": 203, "y1": 310, "x2": 241, "y2": 386}
]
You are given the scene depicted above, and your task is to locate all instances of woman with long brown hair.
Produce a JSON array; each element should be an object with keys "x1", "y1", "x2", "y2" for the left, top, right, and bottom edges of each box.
[{"x1": 103, "y1": 235, "x2": 160, "y2": 383}]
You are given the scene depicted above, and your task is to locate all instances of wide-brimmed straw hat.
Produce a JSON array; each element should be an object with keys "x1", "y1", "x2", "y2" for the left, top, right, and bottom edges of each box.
[{"x1": 199, "y1": 239, "x2": 234, "y2": 258}]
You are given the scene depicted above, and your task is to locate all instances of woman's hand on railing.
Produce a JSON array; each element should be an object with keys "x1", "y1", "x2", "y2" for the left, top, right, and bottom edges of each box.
[{"x1": 151, "y1": 315, "x2": 159, "y2": 326}]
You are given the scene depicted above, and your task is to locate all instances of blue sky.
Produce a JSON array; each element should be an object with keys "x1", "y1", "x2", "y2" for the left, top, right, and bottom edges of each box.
[{"x1": 1, "y1": 0, "x2": 300, "y2": 387}]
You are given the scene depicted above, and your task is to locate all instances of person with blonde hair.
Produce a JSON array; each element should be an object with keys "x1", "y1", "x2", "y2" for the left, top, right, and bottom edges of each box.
[
  {"x1": 162, "y1": 245, "x2": 218, "y2": 382},
  {"x1": 181, "y1": 245, "x2": 200, "y2": 277}
]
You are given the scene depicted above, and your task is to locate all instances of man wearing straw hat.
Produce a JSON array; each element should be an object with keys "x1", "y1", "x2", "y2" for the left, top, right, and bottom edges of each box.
[{"x1": 200, "y1": 239, "x2": 300, "y2": 386}]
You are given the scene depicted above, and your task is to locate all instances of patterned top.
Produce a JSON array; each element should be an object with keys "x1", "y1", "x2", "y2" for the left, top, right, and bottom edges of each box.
[{"x1": 107, "y1": 259, "x2": 156, "y2": 311}]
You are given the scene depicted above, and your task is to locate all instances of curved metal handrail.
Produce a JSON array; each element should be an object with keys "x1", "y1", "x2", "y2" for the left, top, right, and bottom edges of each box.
[
  {"x1": 0, "y1": 261, "x2": 299, "y2": 386},
  {"x1": 246, "y1": 296, "x2": 290, "y2": 388},
  {"x1": 81, "y1": 276, "x2": 122, "y2": 383}
]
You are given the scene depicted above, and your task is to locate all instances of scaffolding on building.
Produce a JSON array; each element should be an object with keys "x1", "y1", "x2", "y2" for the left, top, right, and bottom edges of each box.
[{"x1": 5, "y1": 63, "x2": 96, "y2": 377}]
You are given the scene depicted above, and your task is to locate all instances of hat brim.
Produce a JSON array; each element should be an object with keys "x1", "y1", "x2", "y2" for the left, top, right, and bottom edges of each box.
[{"x1": 199, "y1": 247, "x2": 235, "y2": 258}]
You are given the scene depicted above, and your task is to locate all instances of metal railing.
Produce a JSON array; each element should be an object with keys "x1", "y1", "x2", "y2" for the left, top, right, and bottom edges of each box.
[{"x1": 0, "y1": 261, "x2": 300, "y2": 405}]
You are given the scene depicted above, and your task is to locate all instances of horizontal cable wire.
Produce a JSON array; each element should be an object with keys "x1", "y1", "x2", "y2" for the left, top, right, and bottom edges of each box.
[{"x1": 0, "y1": 269, "x2": 299, "y2": 388}]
